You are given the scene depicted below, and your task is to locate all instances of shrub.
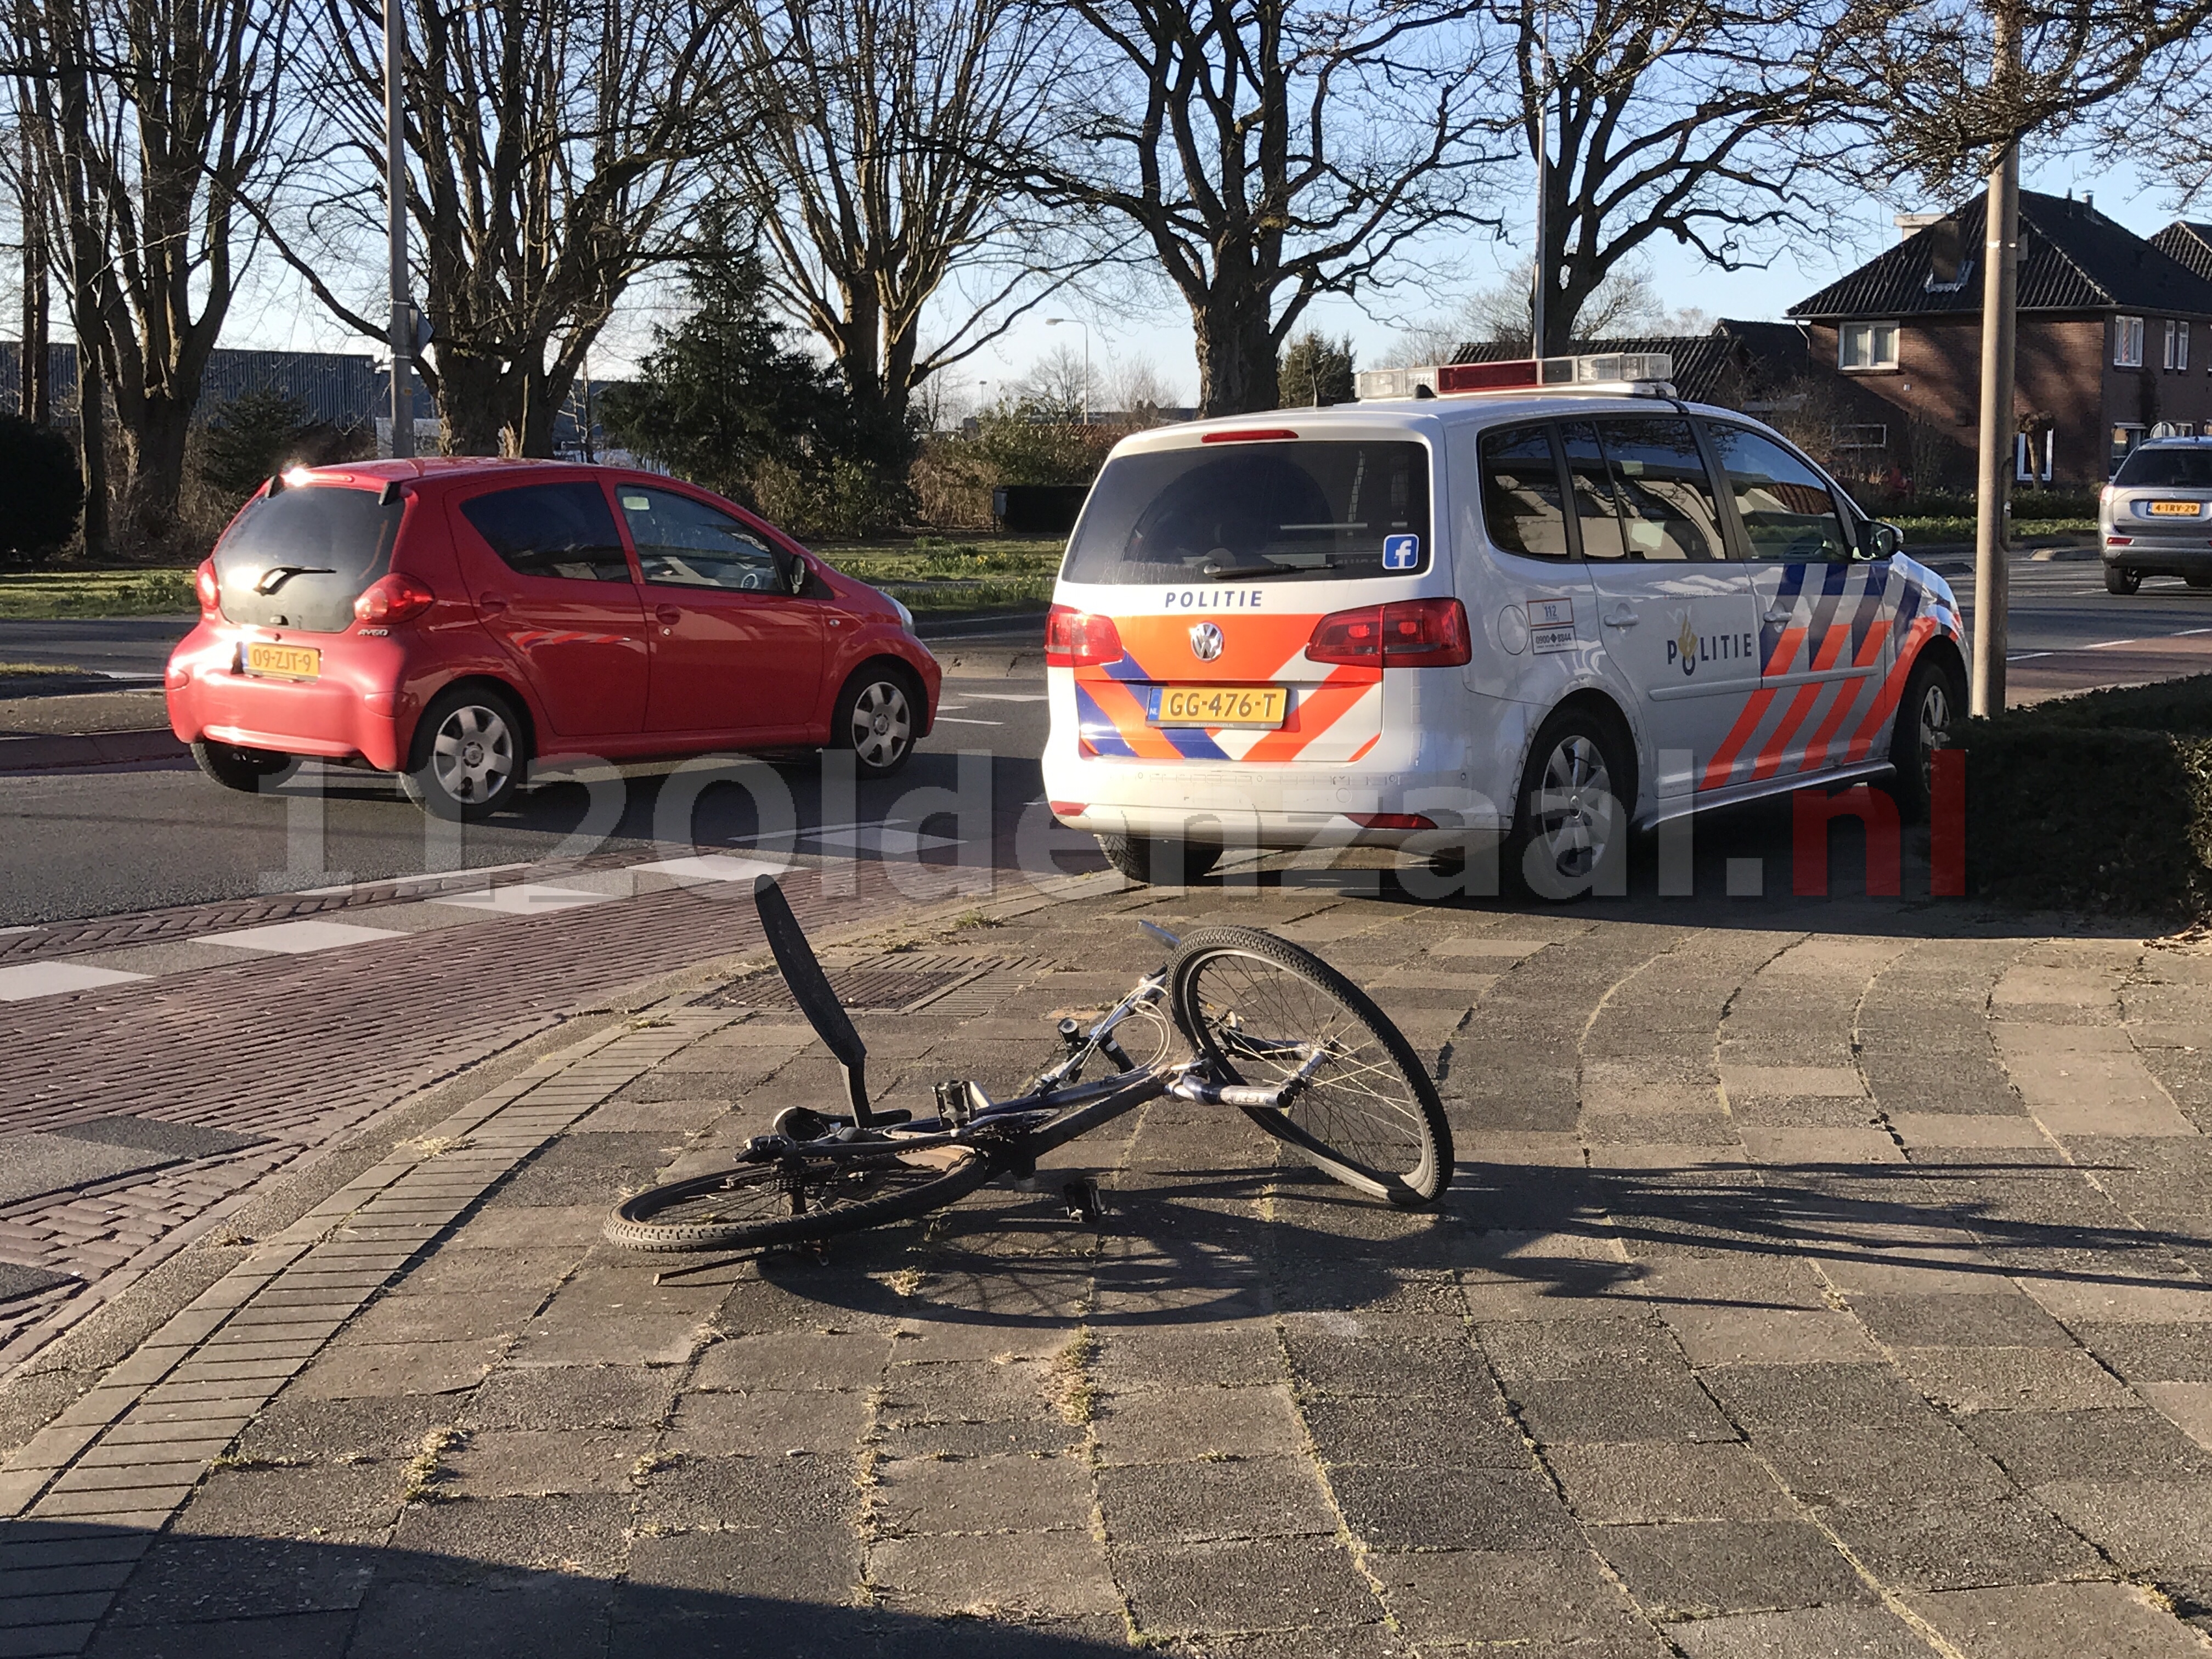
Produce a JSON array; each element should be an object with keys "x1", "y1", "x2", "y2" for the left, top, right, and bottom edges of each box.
[
  {"x1": 1957, "y1": 675, "x2": 2212, "y2": 920},
  {"x1": 199, "y1": 387, "x2": 316, "y2": 501},
  {"x1": 0, "y1": 415, "x2": 85, "y2": 565},
  {"x1": 911, "y1": 415, "x2": 1120, "y2": 530}
]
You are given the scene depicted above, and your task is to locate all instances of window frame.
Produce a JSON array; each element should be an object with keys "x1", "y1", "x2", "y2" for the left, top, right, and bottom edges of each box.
[
  {"x1": 613, "y1": 480, "x2": 802, "y2": 596},
  {"x1": 2165, "y1": 319, "x2": 2190, "y2": 372},
  {"x1": 1577, "y1": 413, "x2": 1731, "y2": 565},
  {"x1": 1838, "y1": 321, "x2": 1900, "y2": 372},
  {"x1": 455, "y1": 477, "x2": 639, "y2": 586},
  {"x1": 1475, "y1": 420, "x2": 1576, "y2": 563},
  {"x1": 2115, "y1": 316, "x2": 2146, "y2": 368},
  {"x1": 1697, "y1": 419, "x2": 1861, "y2": 566}
]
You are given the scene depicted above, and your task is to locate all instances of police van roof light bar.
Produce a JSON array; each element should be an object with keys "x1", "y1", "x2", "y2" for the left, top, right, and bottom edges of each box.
[{"x1": 1355, "y1": 352, "x2": 1675, "y2": 402}]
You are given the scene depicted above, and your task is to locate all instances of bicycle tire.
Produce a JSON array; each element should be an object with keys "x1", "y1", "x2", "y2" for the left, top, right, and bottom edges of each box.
[
  {"x1": 1167, "y1": 927, "x2": 1452, "y2": 1207},
  {"x1": 604, "y1": 1143, "x2": 994, "y2": 1252}
]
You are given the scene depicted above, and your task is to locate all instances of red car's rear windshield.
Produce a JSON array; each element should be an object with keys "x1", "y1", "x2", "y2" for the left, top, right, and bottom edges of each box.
[{"x1": 212, "y1": 485, "x2": 402, "y2": 633}]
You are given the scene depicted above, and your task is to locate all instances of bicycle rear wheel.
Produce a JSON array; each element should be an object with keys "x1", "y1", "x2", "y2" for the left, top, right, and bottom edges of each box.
[
  {"x1": 605, "y1": 1143, "x2": 993, "y2": 1252},
  {"x1": 1168, "y1": 927, "x2": 1452, "y2": 1207}
]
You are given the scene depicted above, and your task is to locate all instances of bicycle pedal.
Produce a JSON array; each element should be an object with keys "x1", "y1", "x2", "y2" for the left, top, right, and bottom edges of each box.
[{"x1": 1062, "y1": 1179, "x2": 1105, "y2": 1226}]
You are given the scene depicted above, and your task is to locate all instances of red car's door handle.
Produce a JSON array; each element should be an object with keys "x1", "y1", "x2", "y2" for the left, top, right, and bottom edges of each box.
[
  {"x1": 478, "y1": 594, "x2": 509, "y2": 615},
  {"x1": 655, "y1": 605, "x2": 682, "y2": 625}
]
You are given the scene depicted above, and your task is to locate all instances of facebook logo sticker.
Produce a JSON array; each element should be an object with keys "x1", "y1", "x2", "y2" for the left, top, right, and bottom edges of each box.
[{"x1": 1382, "y1": 534, "x2": 1420, "y2": 570}]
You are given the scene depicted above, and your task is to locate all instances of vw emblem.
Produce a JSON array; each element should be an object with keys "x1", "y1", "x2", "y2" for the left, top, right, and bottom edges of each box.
[{"x1": 1189, "y1": 622, "x2": 1224, "y2": 661}]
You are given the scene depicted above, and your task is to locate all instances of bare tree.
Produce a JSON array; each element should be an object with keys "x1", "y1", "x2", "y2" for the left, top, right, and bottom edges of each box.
[
  {"x1": 275, "y1": 0, "x2": 732, "y2": 455},
  {"x1": 719, "y1": 0, "x2": 1076, "y2": 455},
  {"x1": 1099, "y1": 353, "x2": 1180, "y2": 413},
  {"x1": 12, "y1": 0, "x2": 291, "y2": 543},
  {"x1": 1006, "y1": 0, "x2": 1501, "y2": 416},
  {"x1": 1493, "y1": 0, "x2": 1853, "y2": 358},
  {"x1": 1008, "y1": 340, "x2": 1091, "y2": 419}
]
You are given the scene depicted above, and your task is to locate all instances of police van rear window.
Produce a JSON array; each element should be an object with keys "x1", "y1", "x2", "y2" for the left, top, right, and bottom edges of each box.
[
  {"x1": 1060, "y1": 441, "x2": 1430, "y2": 584},
  {"x1": 2114, "y1": 445, "x2": 2212, "y2": 489}
]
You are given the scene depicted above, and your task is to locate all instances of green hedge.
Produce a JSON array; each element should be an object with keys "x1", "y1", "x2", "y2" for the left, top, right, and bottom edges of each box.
[{"x1": 1957, "y1": 675, "x2": 2212, "y2": 919}]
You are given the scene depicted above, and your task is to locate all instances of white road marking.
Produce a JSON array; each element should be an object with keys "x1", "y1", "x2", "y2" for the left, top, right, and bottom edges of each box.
[
  {"x1": 959, "y1": 692, "x2": 1049, "y2": 702},
  {"x1": 934, "y1": 716, "x2": 1004, "y2": 725},
  {"x1": 0, "y1": 926, "x2": 40, "y2": 939},
  {"x1": 0, "y1": 962, "x2": 147, "y2": 1001},
  {"x1": 2008, "y1": 624, "x2": 2212, "y2": 662},
  {"x1": 295, "y1": 862, "x2": 533, "y2": 897},
  {"x1": 427, "y1": 883, "x2": 611, "y2": 916},
  {"x1": 199, "y1": 919, "x2": 410, "y2": 953}
]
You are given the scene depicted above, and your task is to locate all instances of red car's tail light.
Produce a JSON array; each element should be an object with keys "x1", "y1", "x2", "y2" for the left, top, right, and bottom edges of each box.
[
  {"x1": 1049, "y1": 800, "x2": 1087, "y2": 819},
  {"x1": 1046, "y1": 604, "x2": 1124, "y2": 668},
  {"x1": 194, "y1": 558, "x2": 219, "y2": 614},
  {"x1": 354, "y1": 572, "x2": 437, "y2": 626},
  {"x1": 1307, "y1": 599, "x2": 1471, "y2": 667},
  {"x1": 1345, "y1": 812, "x2": 1438, "y2": 831}
]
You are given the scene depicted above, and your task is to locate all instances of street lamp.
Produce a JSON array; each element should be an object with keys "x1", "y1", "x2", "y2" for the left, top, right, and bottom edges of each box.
[
  {"x1": 385, "y1": 0, "x2": 414, "y2": 458},
  {"x1": 1045, "y1": 317, "x2": 1090, "y2": 424}
]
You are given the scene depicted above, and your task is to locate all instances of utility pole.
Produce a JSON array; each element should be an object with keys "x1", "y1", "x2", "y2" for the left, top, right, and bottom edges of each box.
[
  {"x1": 1970, "y1": 1, "x2": 2022, "y2": 717},
  {"x1": 384, "y1": 0, "x2": 414, "y2": 459},
  {"x1": 1529, "y1": 0, "x2": 1551, "y2": 358}
]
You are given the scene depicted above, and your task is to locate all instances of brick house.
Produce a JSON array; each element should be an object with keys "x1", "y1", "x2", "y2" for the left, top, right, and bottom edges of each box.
[{"x1": 1786, "y1": 190, "x2": 2212, "y2": 488}]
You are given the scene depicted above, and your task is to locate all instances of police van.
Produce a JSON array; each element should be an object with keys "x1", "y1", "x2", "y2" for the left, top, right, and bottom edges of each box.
[{"x1": 1041, "y1": 352, "x2": 1968, "y2": 894}]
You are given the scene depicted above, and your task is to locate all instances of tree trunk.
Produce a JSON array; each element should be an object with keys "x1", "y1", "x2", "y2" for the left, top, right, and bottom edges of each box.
[
  {"x1": 435, "y1": 349, "x2": 509, "y2": 455},
  {"x1": 20, "y1": 129, "x2": 49, "y2": 425},
  {"x1": 76, "y1": 344, "x2": 109, "y2": 557},
  {"x1": 1190, "y1": 292, "x2": 1280, "y2": 417},
  {"x1": 119, "y1": 393, "x2": 194, "y2": 545}
]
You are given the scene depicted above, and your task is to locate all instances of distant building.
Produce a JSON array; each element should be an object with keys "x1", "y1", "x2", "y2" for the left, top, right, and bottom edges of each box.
[
  {"x1": 1786, "y1": 191, "x2": 2212, "y2": 486},
  {"x1": 1448, "y1": 319, "x2": 1810, "y2": 410},
  {"x1": 0, "y1": 343, "x2": 380, "y2": 433}
]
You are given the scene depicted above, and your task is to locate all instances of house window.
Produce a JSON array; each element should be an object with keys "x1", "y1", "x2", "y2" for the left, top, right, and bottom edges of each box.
[
  {"x1": 2110, "y1": 422, "x2": 2147, "y2": 474},
  {"x1": 2015, "y1": 432, "x2": 2053, "y2": 483},
  {"x1": 1833, "y1": 424, "x2": 1889, "y2": 452},
  {"x1": 2115, "y1": 316, "x2": 2146, "y2": 367},
  {"x1": 1839, "y1": 323, "x2": 1899, "y2": 371},
  {"x1": 2165, "y1": 320, "x2": 2190, "y2": 371}
]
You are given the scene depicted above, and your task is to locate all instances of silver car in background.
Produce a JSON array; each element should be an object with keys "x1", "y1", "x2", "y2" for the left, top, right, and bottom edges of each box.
[{"x1": 2102, "y1": 437, "x2": 2212, "y2": 594}]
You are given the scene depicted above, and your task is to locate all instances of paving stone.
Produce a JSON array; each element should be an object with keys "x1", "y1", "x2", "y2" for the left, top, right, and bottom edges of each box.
[
  {"x1": 1087, "y1": 1385, "x2": 1300, "y2": 1466},
  {"x1": 1545, "y1": 1440, "x2": 1792, "y2": 1522},
  {"x1": 234, "y1": 1395, "x2": 456, "y2": 1465},
  {"x1": 2033, "y1": 1479, "x2": 2212, "y2": 1568},
  {"x1": 442, "y1": 1427, "x2": 654, "y2": 1498},
  {"x1": 1593, "y1": 1518, "x2": 1874, "y2": 1619},
  {"x1": 388, "y1": 1492, "x2": 633, "y2": 1576},
  {"x1": 347, "y1": 1573, "x2": 612, "y2": 1659},
  {"x1": 633, "y1": 1451, "x2": 853, "y2": 1533},
  {"x1": 1506, "y1": 1368, "x2": 1736, "y2": 1444},
  {"x1": 1904, "y1": 1579, "x2": 2212, "y2": 1657},
  {"x1": 2143, "y1": 1383, "x2": 2212, "y2": 1451},
  {"x1": 1114, "y1": 1535, "x2": 1378, "y2": 1636},
  {"x1": 1371, "y1": 1546, "x2": 1654, "y2": 1645},
  {"x1": 104, "y1": 1536, "x2": 381, "y2": 1624},
  {"x1": 84, "y1": 1610, "x2": 356, "y2": 1658},
  {"x1": 1895, "y1": 1345, "x2": 2141, "y2": 1412},
  {"x1": 1845, "y1": 1293, "x2": 2075, "y2": 1349},
  {"x1": 1667, "y1": 1603, "x2": 1955, "y2": 1657},
  {"x1": 1822, "y1": 1495, "x2": 2105, "y2": 1589},
  {"x1": 1278, "y1": 1315, "x2": 1487, "y2": 1398},
  {"x1": 1958, "y1": 1407, "x2": 2212, "y2": 1484},
  {"x1": 2077, "y1": 1323, "x2": 2212, "y2": 1384},
  {"x1": 1096, "y1": 1457, "x2": 1335, "y2": 1543},
  {"x1": 1296, "y1": 1390, "x2": 1527, "y2": 1470},
  {"x1": 688, "y1": 1329, "x2": 895, "y2": 1391},
  {"x1": 507, "y1": 1307, "x2": 711, "y2": 1369},
  {"x1": 663, "y1": 1386, "x2": 869, "y2": 1460},
  {"x1": 460, "y1": 1364, "x2": 679, "y2": 1432},
  {"x1": 869, "y1": 1528, "x2": 1121, "y2": 1620},
  {"x1": 1152, "y1": 1625, "x2": 1415, "y2": 1658},
  {"x1": 1327, "y1": 1463, "x2": 1574, "y2": 1551},
  {"x1": 172, "y1": 1464, "x2": 402, "y2": 1539},
  {"x1": 342, "y1": 1290, "x2": 545, "y2": 1346},
  {"x1": 620, "y1": 1523, "x2": 856, "y2": 1605},
  {"x1": 289, "y1": 1339, "x2": 505, "y2": 1401}
]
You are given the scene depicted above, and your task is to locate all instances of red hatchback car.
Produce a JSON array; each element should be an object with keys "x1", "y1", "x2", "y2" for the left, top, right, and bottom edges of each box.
[{"x1": 166, "y1": 458, "x2": 942, "y2": 817}]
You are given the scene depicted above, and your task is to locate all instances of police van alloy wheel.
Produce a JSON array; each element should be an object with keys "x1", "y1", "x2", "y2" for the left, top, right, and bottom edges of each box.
[
  {"x1": 1885, "y1": 654, "x2": 1962, "y2": 823},
  {"x1": 1096, "y1": 834, "x2": 1220, "y2": 887},
  {"x1": 836, "y1": 669, "x2": 916, "y2": 778},
  {"x1": 2105, "y1": 565, "x2": 2141, "y2": 595},
  {"x1": 1506, "y1": 708, "x2": 1628, "y2": 903},
  {"x1": 402, "y1": 686, "x2": 523, "y2": 820},
  {"x1": 191, "y1": 738, "x2": 297, "y2": 794}
]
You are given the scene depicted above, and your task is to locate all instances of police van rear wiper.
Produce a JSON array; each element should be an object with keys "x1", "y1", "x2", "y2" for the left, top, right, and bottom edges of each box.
[{"x1": 1197, "y1": 556, "x2": 1348, "y2": 580}]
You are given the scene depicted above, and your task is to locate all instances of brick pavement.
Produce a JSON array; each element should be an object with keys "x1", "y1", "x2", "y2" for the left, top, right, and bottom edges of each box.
[{"x1": 2, "y1": 875, "x2": 2210, "y2": 1656}]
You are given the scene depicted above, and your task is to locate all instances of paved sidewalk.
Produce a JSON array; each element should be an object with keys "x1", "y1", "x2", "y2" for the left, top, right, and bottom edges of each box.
[{"x1": 3, "y1": 874, "x2": 2210, "y2": 1656}]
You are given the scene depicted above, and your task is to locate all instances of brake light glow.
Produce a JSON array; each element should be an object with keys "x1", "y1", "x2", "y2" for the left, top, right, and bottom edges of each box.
[
  {"x1": 354, "y1": 572, "x2": 437, "y2": 626},
  {"x1": 1307, "y1": 599, "x2": 1471, "y2": 667},
  {"x1": 194, "y1": 558, "x2": 219, "y2": 614},
  {"x1": 1345, "y1": 812, "x2": 1438, "y2": 831},
  {"x1": 1200, "y1": 428, "x2": 1299, "y2": 444},
  {"x1": 1045, "y1": 604, "x2": 1124, "y2": 667},
  {"x1": 2106, "y1": 537, "x2": 2133, "y2": 546}
]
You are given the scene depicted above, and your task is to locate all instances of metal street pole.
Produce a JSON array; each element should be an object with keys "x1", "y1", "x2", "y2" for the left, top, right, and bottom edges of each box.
[
  {"x1": 385, "y1": 0, "x2": 414, "y2": 459},
  {"x1": 1530, "y1": 0, "x2": 1550, "y2": 357},
  {"x1": 1970, "y1": 6, "x2": 2022, "y2": 716}
]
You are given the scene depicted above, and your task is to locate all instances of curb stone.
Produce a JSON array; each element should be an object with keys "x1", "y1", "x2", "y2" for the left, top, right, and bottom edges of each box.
[{"x1": 0, "y1": 729, "x2": 184, "y2": 771}]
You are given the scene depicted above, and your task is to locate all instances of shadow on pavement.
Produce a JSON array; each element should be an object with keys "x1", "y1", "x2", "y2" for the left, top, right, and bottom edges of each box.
[{"x1": 7, "y1": 1519, "x2": 1136, "y2": 1658}]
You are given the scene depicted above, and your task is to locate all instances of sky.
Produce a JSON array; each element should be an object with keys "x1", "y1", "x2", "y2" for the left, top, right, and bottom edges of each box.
[{"x1": 115, "y1": 144, "x2": 2187, "y2": 417}]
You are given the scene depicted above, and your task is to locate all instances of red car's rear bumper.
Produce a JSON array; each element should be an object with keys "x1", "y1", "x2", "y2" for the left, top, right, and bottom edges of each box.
[{"x1": 166, "y1": 623, "x2": 415, "y2": 771}]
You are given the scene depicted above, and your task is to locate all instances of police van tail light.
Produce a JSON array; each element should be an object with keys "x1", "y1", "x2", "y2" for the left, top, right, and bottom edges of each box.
[
  {"x1": 1045, "y1": 604, "x2": 1124, "y2": 668},
  {"x1": 1307, "y1": 599, "x2": 1471, "y2": 667}
]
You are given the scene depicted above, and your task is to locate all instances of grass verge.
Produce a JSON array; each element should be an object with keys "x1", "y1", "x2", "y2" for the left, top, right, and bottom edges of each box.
[{"x1": 0, "y1": 568, "x2": 198, "y2": 620}]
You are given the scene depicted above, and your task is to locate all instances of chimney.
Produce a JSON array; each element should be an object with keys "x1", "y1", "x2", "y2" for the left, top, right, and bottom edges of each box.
[{"x1": 1895, "y1": 212, "x2": 1943, "y2": 241}]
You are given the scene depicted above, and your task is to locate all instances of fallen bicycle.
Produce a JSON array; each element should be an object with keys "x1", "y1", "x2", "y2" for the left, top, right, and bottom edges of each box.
[{"x1": 605, "y1": 878, "x2": 1452, "y2": 1252}]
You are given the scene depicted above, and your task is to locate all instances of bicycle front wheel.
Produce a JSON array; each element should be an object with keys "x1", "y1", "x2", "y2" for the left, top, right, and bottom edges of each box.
[
  {"x1": 1168, "y1": 928, "x2": 1452, "y2": 1207},
  {"x1": 604, "y1": 1144, "x2": 994, "y2": 1252}
]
